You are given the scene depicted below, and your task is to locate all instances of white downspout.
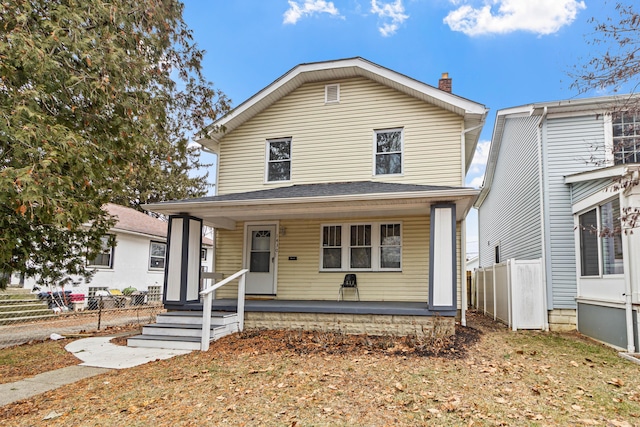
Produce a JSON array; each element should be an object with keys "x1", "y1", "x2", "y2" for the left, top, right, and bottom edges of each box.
[
  {"x1": 621, "y1": 173, "x2": 635, "y2": 353},
  {"x1": 537, "y1": 106, "x2": 550, "y2": 331},
  {"x1": 461, "y1": 219, "x2": 467, "y2": 326}
]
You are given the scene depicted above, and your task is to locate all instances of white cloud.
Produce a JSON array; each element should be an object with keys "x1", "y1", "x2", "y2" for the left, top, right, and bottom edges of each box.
[
  {"x1": 283, "y1": 0, "x2": 341, "y2": 25},
  {"x1": 371, "y1": 0, "x2": 409, "y2": 37},
  {"x1": 469, "y1": 139, "x2": 490, "y2": 174},
  {"x1": 444, "y1": 0, "x2": 586, "y2": 36},
  {"x1": 468, "y1": 174, "x2": 485, "y2": 188},
  {"x1": 466, "y1": 139, "x2": 490, "y2": 188}
]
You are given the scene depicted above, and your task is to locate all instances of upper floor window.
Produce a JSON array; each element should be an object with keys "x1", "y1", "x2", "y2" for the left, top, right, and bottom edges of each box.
[
  {"x1": 266, "y1": 138, "x2": 291, "y2": 182},
  {"x1": 375, "y1": 128, "x2": 403, "y2": 175},
  {"x1": 578, "y1": 198, "x2": 624, "y2": 277},
  {"x1": 88, "y1": 235, "x2": 114, "y2": 268},
  {"x1": 149, "y1": 241, "x2": 166, "y2": 270},
  {"x1": 612, "y1": 112, "x2": 640, "y2": 164}
]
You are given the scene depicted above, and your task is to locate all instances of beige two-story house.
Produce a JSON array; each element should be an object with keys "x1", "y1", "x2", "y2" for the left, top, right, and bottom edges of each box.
[{"x1": 145, "y1": 57, "x2": 488, "y2": 340}]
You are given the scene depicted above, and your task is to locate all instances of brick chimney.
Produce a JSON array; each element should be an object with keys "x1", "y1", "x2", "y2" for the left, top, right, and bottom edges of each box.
[{"x1": 438, "y1": 72, "x2": 452, "y2": 93}]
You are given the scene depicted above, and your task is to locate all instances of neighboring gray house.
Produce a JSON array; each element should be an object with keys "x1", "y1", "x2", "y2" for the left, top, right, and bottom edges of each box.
[{"x1": 475, "y1": 95, "x2": 640, "y2": 352}]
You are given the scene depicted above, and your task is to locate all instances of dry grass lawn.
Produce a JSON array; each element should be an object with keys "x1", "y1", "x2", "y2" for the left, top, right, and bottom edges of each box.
[{"x1": 1, "y1": 311, "x2": 640, "y2": 426}]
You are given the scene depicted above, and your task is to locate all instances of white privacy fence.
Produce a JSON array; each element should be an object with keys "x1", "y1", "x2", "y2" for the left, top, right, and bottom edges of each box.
[{"x1": 474, "y1": 259, "x2": 548, "y2": 331}]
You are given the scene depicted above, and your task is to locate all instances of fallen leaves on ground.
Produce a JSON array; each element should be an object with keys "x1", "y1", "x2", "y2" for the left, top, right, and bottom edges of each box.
[{"x1": 1, "y1": 312, "x2": 640, "y2": 426}]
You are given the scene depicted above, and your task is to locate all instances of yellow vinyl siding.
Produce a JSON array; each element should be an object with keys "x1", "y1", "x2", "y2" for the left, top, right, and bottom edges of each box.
[
  {"x1": 214, "y1": 216, "x2": 445, "y2": 302},
  {"x1": 218, "y1": 78, "x2": 463, "y2": 195},
  {"x1": 213, "y1": 226, "x2": 244, "y2": 299}
]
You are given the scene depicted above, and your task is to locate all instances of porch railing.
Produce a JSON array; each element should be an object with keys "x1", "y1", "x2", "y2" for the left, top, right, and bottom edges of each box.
[{"x1": 199, "y1": 268, "x2": 249, "y2": 351}]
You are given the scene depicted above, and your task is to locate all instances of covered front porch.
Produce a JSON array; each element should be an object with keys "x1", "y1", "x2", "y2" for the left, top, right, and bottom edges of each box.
[{"x1": 134, "y1": 181, "x2": 478, "y2": 350}]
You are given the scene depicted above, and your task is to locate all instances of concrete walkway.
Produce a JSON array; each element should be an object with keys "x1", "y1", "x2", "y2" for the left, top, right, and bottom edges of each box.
[{"x1": 0, "y1": 337, "x2": 191, "y2": 407}]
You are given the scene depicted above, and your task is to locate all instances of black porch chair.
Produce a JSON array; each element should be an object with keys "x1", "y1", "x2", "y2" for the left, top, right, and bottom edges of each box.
[{"x1": 337, "y1": 273, "x2": 359, "y2": 301}]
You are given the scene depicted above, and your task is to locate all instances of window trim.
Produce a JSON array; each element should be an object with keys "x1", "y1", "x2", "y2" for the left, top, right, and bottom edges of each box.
[
  {"x1": 373, "y1": 128, "x2": 404, "y2": 176},
  {"x1": 265, "y1": 137, "x2": 292, "y2": 183},
  {"x1": 87, "y1": 235, "x2": 114, "y2": 269},
  {"x1": 319, "y1": 222, "x2": 402, "y2": 272},
  {"x1": 149, "y1": 241, "x2": 167, "y2": 271},
  {"x1": 610, "y1": 111, "x2": 640, "y2": 165},
  {"x1": 577, "y1": 197, "x2": 624, "y2": 278}
]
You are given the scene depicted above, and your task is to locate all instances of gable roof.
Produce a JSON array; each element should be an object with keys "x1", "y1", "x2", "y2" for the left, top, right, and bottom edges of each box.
[
  {"x1": 475, "y1": 93, "x2": 640, "y2": 208},
  {"x1": 200, "y1": 57, "x2": 488, "y2": 172}
]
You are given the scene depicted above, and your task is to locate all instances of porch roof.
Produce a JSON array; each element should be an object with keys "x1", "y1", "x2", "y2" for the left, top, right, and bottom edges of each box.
[{"x1": 145, "y1": 181, "x2": 479, "y2": 230}]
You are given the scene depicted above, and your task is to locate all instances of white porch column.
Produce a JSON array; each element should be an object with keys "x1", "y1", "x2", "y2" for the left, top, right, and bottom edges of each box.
[
  {"x1": 429, "y1": 204, "x2": 457, "y2": 311},
  {"x1": 164, "y1": 214, "x2": 203, "y2": 307}
]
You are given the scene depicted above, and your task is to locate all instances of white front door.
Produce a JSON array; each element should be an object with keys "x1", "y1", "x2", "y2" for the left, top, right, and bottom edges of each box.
[{"x1": 245, "y1": 225, "x2": 277, "y2": 295}]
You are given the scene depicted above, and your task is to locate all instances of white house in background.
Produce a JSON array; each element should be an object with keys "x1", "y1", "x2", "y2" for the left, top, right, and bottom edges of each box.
[
  {"x1": 14, "y1": 203, "x2": 214, "y2": 297},
  {"x1": 475, "y1": 95, "x2": 640, "y2": 352}
]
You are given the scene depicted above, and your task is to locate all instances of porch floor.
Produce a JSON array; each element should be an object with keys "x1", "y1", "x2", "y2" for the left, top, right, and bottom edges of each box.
[{"x1": 172, "y1": 299, "x2": 455, "y2": 317}]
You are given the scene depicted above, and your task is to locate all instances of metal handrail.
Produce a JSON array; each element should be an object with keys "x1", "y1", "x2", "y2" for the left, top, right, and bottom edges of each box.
[{"x1": 199, "y1": 268, "x2": 248, "y2": 351}]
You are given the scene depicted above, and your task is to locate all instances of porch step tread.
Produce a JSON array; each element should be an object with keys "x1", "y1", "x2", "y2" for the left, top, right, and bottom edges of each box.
[{"x1": 159, "y1": 311, "x2": 236, "y2": 318}]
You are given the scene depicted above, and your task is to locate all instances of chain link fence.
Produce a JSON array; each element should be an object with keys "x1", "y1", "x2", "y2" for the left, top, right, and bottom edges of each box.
[{"x1": 0, "y1": 288, "x2": 165, "y2": 348}]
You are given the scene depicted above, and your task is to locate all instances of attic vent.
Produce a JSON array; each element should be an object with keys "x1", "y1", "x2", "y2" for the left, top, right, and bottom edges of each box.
[{"x1": 325, "y1": 84, "x2": 340, "y2": 104}]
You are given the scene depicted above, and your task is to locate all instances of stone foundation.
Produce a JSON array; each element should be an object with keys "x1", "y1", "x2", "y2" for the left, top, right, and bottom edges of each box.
[
  {"x1": 244, "y1": 312, "x2": 455, "y2": 337},
  {"x1": 548, "y1": 309, "x2": 577, "y2": 332}
]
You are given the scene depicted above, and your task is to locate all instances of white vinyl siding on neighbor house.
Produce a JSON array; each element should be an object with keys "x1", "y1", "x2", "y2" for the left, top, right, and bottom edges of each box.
[
  {"x1": 217, "y1": 77, "x2": 463, "y2": 195},
  {"x1": 478, "y1": 115, "x2": 542, "y2": 269},
  {"x1": 544, "y1": 114, "x2": 607, "y2": 309},
  {"x1": 570, "y1": 178, "x2": 612, "y2": 205}
]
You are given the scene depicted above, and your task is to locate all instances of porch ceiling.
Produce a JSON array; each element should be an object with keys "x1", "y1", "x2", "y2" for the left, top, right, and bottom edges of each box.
[{"x1": 145, "y1": 183, "x2": 479, "y2": 230}]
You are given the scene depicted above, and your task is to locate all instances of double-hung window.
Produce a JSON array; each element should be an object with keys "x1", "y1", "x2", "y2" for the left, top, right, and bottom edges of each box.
[
  {"x1": 321, "y1": 223, "x2": 402, "y2": 271},
  {"x1": 612, "y1": 112, "x2": 640, "y2": 164},
  {"x1": 266, "y1": 138, "x2": 291, "y2": 182},
  {"x1": 375, "y1": 128, "x2": 403, "y2": 175},
  {"x1": 149, "y1": 241, "x2": 166, "y2": 270},
  {"x1": 578, "y1": 198, "x2": 624, "y2": 277},
  {"x1": 88, "y1": 235, "x2": 114, "y2": 268}
]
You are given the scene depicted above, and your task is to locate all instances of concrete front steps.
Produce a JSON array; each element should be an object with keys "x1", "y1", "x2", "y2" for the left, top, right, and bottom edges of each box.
[
  {"x1": 127, "y1": 311, "x2": 239, "y2": 351},
  {"x1": 0, "y1": 289, "x2": 55, "y2": 326}
]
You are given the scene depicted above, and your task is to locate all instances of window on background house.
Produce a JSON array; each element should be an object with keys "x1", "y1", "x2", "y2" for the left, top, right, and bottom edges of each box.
[
  {"x1": 201, "y1": 248, "x2": 207, "y2": 260},
  {"x1": 494, "y1": 245, "x2": 500, "y2": 264},
  {"x1": 578, "y1": 198, "x2": 624, "y2": 277},
  {"x1": 88, "y1": 235, "x2": 114, "y2": 268},
  {"x1": 149, "y1": 241, "x2": 166, "y2": 270},
  {"x1": 375, "y1": 128, "x2": 403, "y2": 175},
  {"x1": 612, "y1": 112, "x2": 640, "y2": 164},
  {"x1": 266, "y1": 138, "x2": 291, "y2": 182}
]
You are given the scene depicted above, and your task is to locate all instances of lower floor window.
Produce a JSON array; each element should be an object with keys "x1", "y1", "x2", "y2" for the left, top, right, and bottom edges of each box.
[
  {"x1": 321, "y1": 222, "x2": 401, "y2": 271},
  {"x1": 578, "y1": 198, "x2": 624, "y2": 277}
]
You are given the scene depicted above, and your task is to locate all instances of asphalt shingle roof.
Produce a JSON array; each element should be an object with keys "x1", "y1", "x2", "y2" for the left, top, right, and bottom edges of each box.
[{"x1": 161, "y1": 181, "x2": 469, "y2": 204}]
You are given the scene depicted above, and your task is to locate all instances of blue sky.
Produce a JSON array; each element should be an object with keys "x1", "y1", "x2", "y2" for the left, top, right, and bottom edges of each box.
[{"x1": 181, "y1": 0, "x2": 619, "y2": 257}]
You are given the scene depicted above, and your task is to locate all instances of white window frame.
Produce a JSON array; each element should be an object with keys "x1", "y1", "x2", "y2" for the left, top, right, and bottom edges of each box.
[
  {"x1": 576, "y1": 197, "x2": 624, "y2": 278},
  {"x1": 88, "y1": 235, "x2": 114, "y2": 269},
  {"x1": 611, "y1": 111, "x2": 640, "y2": 165},
  {"x1": 149, "y1": 241, "x2": 167, "y2": 270},
  {"x1": 265, "y1": 137, "x2": 292, "y2": 183},
  {"x1": 319, "y1": 222, "x2": 402, "y2": 272},
  {"x1": 325, "y1": 83, "x2": 340, "y2": 104},
  {"x1": 373, "y1": 128, "x2": 404, "y2": 176}
]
